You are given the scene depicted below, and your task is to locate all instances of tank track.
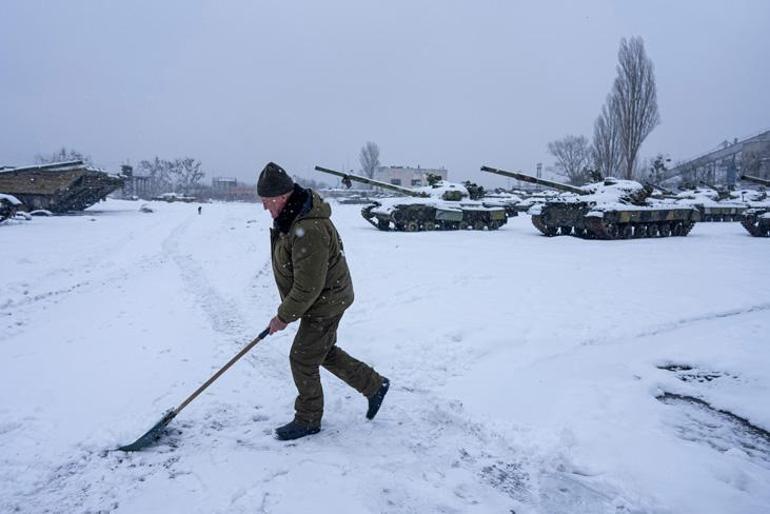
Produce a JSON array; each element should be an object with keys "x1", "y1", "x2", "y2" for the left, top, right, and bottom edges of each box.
[
  {"x1": 740, "y1": 209, "x2": 770, "y2": 237},
  {"x1": 361, "y1": 205, "x2": 506, "y2": 232}
]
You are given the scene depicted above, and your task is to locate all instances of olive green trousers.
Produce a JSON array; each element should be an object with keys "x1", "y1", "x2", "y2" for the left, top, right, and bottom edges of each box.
[{"x1": 289, "y1": 313, "x2": 382, "y2": 426}]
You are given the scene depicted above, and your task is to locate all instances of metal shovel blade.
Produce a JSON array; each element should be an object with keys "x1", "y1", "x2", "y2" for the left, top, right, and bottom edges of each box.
[{"x1": 118, "y1": 409, "x2": 177, "y2": 452}]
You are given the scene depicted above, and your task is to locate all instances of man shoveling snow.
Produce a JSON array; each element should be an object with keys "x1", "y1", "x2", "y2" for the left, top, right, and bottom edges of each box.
[{"x1": 258, "y1": 162, "x2": 390, "y2": 441}]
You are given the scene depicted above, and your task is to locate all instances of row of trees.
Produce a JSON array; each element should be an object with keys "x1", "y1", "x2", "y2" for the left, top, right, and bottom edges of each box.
[
  {"x1": 548, "y1": 36, "x2": 661, "y2": 185},
  {"x1": 136, "y1": 157, "x2": 206, "y2": 196}
]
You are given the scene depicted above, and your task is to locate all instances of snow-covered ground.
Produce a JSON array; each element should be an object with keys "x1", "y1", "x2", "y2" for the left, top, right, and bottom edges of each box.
[{"x1": 1, "y1": 199, "x2": 769, "y2": 513}]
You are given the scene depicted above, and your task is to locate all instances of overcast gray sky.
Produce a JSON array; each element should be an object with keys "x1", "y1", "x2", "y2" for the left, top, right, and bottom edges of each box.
[{"x1": 1, "y1": 1, "x2": 768, "y2": 187}]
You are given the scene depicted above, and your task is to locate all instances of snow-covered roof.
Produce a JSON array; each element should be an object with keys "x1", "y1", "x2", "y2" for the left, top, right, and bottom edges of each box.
[{"x1": 0, "y1": 193, "x2": 22, "y2": 205}]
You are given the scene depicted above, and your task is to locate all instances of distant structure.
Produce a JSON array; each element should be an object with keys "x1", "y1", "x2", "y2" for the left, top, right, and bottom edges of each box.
[
  {"x1": 663, "y1": 129, "x2": 770, "y2": 187},
  {"x1": 212, "y1": 177, "x2": 256, "y2": 202},
  {"x1": 120, "y1": 165, "x2": 152, "y2": 198},
  {"x1": 374, "y1": 165, "x2": 448, "y2": 187},
  {"x1": 0, "y1": 160, "x2": 124, "y2": 213},
  {"x1": 153, "y1": 192, "x2": 197, "y2": 203},
  {"x1": 212, "y1": 176, "x2": 238, "y2": 193}
]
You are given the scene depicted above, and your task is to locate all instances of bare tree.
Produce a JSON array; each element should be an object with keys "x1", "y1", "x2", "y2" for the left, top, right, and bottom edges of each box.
[
  {"x1": 138, "y1": 157, "x2": 173, "y2": 196},
  {"x1": 171, "y1": 157, "x2": 205, "y2": 194},
  {"x1": 610, "y1": 36, "x2": 660, "y2": 180},
  {"x1": 359, "y1": 141, "x2": 381, "y2": 179},
  {"x1": 137, "y1": 156, "x2": 206, "y2": 196},
  {"x1": 35, "y1": 147, "x2": 92, "y2": 165},
  {"x1": 591, "y1": 96, "x2": 621, "y2": 178},
  {"x1": 547, "y1": 135, "x2": 592, "y2": 185}
]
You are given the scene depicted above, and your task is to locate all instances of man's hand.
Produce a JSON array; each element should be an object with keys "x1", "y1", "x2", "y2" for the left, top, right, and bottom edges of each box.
[{"x1": 269, "y1": 315, "x2": 288, "y2": 334}]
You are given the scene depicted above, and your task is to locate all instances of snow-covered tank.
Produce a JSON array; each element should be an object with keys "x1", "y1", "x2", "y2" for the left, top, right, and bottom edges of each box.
[
  {"x1": 671, "y1": 187, "x2": 747, "y2": 222},
  {"x1": 315, "y1": 166, "x2": 508, "y2": 231},
  {"x1": 481, "y1": 165, "x2": 701, "y2": 239},
  {"x1": 739, "y1": 174, "x2": 770, "y2": 237},
  {"x1": 671, "y1": 180, "x2": 752, "y2": 222}
]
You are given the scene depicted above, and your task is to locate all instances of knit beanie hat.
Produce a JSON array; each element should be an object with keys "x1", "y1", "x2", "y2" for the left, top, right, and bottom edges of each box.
[{"x1": 257, "y1": 162, "x2": 294, "y2": 197}]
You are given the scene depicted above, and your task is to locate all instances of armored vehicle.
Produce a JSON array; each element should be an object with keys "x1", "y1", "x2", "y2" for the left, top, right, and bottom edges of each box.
[
  {"x1": 481, "y1": 165, "x2": 701, "y2": 239},
  {"x1": 739, "y1": 174, "x2": 770, "y2": 237},
  {"x1": 0, "y1": 160, "x2": 125, "y2": 213},
  {"x1": 478, "y1": 191, "x2": 522, "y2": 217},
  {"x1": 315, "y1": 166, "x2": 508, "y2": 231},
  {"x1": 672, "y1": 186, "x2": 747, "y2": 222}
]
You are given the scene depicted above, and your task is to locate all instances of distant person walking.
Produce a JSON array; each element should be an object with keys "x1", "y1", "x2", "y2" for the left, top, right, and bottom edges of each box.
[
  {"x1": 258, "y1": 162, "x2": 390, "y2": 441},
  {"x1": 198, "y1": 205, "x2": 202, "y2": 215}
]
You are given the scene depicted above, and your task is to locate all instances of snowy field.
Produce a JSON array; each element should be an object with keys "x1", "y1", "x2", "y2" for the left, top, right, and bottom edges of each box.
[{"x1": 1, "y1": 198, "x2": 770, "y2": 514}]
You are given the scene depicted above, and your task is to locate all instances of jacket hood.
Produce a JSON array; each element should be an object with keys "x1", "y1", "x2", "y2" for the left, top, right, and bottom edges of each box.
[{"x1": 298, "y1": 189, "x2": 331, "y2": 221}]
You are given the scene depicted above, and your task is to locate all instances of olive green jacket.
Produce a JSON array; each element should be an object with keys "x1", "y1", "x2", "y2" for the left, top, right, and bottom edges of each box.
[{"x1": 271, "y1": 190, "x2": 354, "y2": 323}]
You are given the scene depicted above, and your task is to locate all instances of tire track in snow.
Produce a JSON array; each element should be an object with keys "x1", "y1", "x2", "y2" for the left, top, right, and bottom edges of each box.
[
  {"x1": 160, "y1": 215, "x2": 286, "y2": 383},
  {"x1": 581, "y1": 301, "x2": 770, "y2": 346},
  {"x1": 161, "y1": 216, "x2": 248, "y2": 339}
]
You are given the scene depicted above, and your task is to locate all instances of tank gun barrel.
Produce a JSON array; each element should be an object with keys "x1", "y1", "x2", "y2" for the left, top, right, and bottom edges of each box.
[
  {"x1": 481, "y1": 165, "x2": 585, "y2": 194},
  {"x1": 741, "y1": 174, "x2": 770, "y2": 187},
  {"x1": 647, "y1": 182, "x2": 675, "y2": 196},
  {"x1": 314, "y1": 165, "x2": 425, "y2": 197}
]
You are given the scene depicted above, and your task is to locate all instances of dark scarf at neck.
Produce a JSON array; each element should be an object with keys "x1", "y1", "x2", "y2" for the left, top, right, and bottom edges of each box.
[{"x1": 274, "y1": 184, "x2": 311, "y2": 234}]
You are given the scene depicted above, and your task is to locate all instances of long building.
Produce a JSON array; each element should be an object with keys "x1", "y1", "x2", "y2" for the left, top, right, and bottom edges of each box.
[
  {"x1": 374, "y1": 165, "x2": 448, "y2": 187},
  {"x1": 663, "y1": 130, "x2": 770, "y2": 187}
]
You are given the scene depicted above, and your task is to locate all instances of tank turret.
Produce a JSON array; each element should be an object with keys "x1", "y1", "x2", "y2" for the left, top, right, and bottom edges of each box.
[
  {"x1": 481, "y1": 164, "x2": 699, "y2": 239},
  {"x1": 315, "y1": 165, "x2": 507, "y2": 232},
  {"x1": 699, "y1": 180, "x2": 733, "y2": 201},
  {"x1": 481, "y1": 165, "x2": 653, "y2": 205}
]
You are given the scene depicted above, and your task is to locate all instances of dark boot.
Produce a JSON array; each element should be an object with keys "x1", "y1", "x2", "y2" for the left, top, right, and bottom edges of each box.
[
  {"x1": 366, "y1": 377, "x2": 390, "y2": 420},
  {"x1": 275, "y1": 420, "x2": 321, "y2": 441}
]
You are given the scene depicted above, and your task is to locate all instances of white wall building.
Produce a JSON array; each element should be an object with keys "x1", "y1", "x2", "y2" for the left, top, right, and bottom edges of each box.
[{"x1": 374, "y1": 165, "x2": 448, "y2": 187}]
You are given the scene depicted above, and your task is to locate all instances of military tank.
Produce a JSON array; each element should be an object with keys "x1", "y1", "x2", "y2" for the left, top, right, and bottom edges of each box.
[
  {"x1": 738, "y1": 174, "x2": 770, "y2": 237},
  {"x1": 481, "y1": 165, "x2": 701, "y2": 239},
  {"x1": 315, "y1": 166, "x2": 508, "y2": 231},
  {"x1": 671, "y1": 185, "x2": 747, "y2": 222}
]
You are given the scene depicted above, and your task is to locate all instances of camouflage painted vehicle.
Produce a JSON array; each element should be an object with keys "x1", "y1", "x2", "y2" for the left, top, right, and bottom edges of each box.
[
  {"x1": 739, "y1": 174, "x2": 770, "y2": 237},
  {"x1": 481, "y1": 166, "x2": 701, "y2": 239},
  {"x1": 0, "y1": 193, "x2": 21, "y2": 223},
  {"x1": 315, "y1": 166, "x2": 508, "y2": 231},
  {"x1": 672, "y1": 187, "x2": 748, "y2": 222},
  {"x1": 479, "y1": 191, "x2": 522, "y2": 217}
]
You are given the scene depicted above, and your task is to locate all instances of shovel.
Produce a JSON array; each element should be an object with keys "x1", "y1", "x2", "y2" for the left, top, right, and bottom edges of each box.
[{"x1": 118, "y1": 327, "x2": 270, "y2": 451}]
